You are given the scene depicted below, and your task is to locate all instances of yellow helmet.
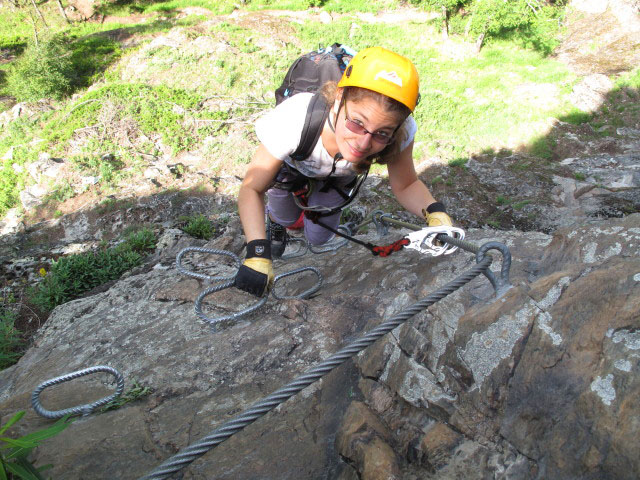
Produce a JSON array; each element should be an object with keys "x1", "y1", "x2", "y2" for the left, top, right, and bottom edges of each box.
[{"x1": 338, "y1": 47, "x2": 420, "y2": 112}]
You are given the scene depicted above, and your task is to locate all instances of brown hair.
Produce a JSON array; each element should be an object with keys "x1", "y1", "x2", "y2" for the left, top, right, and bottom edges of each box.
[{"x1": 320, "y1": 81, "x2": 411, "y2": 172}]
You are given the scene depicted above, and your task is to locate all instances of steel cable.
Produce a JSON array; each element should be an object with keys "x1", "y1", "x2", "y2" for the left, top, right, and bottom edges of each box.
[{"x1": 139, "y1": 256, "x2": 491, "y2": 480}]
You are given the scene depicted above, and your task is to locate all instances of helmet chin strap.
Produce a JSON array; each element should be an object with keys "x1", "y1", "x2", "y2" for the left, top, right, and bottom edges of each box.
[{"x1": 328, "y1": 95, "x2": 345, "y2": 134}]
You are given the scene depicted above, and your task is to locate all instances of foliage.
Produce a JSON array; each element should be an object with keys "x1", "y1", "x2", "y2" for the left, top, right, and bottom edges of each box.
[
  {"x1": 408, "y1": 0, "x2": 466, "y2": 13},
  {"x1": 465, "y1": 0, "x2": 566, "y2": 54},
  {"x1": 179, "y1": 214, "x2": 215, "y2": 240},
  {"x1": 0, "y1": 411, "x2": 71, "y2": 480},
  {"x1": 98, "y1": 380, "x2": 152, "y2": 412},
  {"x1": 6, "y1": 33, "x2": 75, "y2": 101},
  {"x1": 0, "y1": 307, "x2": 22, "y2": 370},
  {"x1": 29, "y1": 228, "x2": 156, "y2": 312},
  {"x1": 4, "y1": 28, "x2": 120, "y2": 103}
]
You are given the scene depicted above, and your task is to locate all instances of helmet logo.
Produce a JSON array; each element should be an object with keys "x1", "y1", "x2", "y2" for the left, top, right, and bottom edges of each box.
[{"x1": 374, "y1": 70, "x2": 403, "y2": 87}]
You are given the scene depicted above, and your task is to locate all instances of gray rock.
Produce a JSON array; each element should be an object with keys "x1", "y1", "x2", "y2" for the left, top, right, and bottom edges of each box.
[{"x1": 343, "y1": 214, "x2": 640, "y2": 479}]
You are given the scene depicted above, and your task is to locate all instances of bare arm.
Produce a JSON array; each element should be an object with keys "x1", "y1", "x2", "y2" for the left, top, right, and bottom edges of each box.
[
  {"x1": 387, "y1": 141, "x2": 437, "y2": 218},
  {"x1": 238, "y1": 144, "x2": 284, "y2": 242}
]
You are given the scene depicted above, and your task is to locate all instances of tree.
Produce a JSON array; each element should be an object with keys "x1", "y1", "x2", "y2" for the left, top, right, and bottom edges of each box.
[{"x1": 467, "y1": 0, "x2": 564, "y2": 52}]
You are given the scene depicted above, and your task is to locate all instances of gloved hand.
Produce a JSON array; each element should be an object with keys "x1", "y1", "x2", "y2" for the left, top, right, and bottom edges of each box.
[
  {"x1": 235, "y1": 239, "x2": 274, "y2": 297},
  {"x1": 422, "y1": 202, "x2": 453, "y2": 227}
]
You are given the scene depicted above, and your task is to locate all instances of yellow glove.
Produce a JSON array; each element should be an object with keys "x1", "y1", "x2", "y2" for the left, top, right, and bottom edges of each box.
[
  {"x1": 422, "y1": 202, "x2": 453, "y2": 227},
  {"x1": 235, "y1": 240, "x2": 274, "y2": 297}
]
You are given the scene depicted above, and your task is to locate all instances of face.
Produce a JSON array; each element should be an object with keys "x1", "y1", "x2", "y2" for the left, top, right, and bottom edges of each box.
[{"x1": 333, "y1": 92, "x2": 404, "y2": 163}]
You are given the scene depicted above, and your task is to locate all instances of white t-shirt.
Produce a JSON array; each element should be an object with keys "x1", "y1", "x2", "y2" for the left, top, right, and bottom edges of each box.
[{"x1": 255, "y1": 93, "x2": 417, "y2": 179}]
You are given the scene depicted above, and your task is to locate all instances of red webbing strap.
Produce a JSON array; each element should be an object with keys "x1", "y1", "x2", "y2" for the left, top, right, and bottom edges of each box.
[
  {"x1": 313, "y1": 218, "x2": 409, "y2": 257},
  {"x1": 371, "y1": 238, "x2": 410, "y2": 257}
]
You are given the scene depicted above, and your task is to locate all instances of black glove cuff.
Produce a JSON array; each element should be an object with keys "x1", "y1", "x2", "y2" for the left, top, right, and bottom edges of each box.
[
  {"x1": 426, "y1": 202, "x2": 447, "y2": 214},
  {"x1": 235, "y1": 265, "x2": 268, "y2": 297},
  {"x1": 246, "y1": 239, "x2": 272, "y2": 260}
]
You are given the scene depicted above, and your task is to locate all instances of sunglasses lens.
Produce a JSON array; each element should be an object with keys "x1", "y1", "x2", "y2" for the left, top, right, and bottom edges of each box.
[
  {"x1": 345, "y1": 119, "x2": 392, "y2": 144},
  {"x1": 373, "y1": 133, "x2": 392, "y2": 144},
  {"x1": 345, "y1": 119, "x2": 365, "y2": 135}
]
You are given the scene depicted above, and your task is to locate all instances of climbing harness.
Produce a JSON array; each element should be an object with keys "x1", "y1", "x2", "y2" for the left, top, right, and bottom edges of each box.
[
  {"x1": 139, "y1": 229, "x2": 512, "y2": 480},
  {"x1": 31, "y1": 366, "x2": 125, "y2": 419},
  {"x1": 176, "y1": 247, "x2": 323, "y2": 327}
]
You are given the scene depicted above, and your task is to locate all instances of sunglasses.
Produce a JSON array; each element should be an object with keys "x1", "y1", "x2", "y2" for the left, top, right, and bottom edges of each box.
[{"x1": 343, "y1": 101, "x2": 395, "y2": 145}]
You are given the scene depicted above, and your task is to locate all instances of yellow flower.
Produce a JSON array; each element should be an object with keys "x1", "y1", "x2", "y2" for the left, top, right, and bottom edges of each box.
[{"x1": 39, "y1": 267, "x2": 47, "y2": 277}]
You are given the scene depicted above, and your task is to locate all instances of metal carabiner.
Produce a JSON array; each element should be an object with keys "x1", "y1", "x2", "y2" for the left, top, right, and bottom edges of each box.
[{"x1": 405, "y1": 226, "x2": 466, "y2": 256}]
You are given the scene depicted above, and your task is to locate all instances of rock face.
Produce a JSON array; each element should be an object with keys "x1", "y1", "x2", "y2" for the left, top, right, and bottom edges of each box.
[
  {"x1": 1, "y1": 213, "x2": 639, "y2": 479},
  {"x1": 339, "y1": 214, "x2": 640, "y2": 479}
]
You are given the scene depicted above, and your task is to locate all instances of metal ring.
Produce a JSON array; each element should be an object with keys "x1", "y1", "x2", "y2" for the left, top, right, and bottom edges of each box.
[
  {"x1": 31, "y1": 366, "x2": 125, "y2": 419},
  {"x1": 281, "y1": 237, "x2": 309, "y2": 260},
  {"x1": 176, "y1": 247, "x2": 240, "y2": 282},
  {"x1": 272, "y1": 267, "x2": 323, "y2": 300},
  {"x1": 308, "y1": 225, "x2": 351, "y2": 254},
  {"x1": 194, "y1": 280, "x2": 268, "y2": 326}
]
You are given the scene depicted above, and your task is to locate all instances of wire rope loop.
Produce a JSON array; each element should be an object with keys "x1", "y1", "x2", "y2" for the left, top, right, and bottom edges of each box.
[
  {"x1": 308, "y1": 225, "x2": 351, "y2": 254},
  {"x1": 31, "y1": 366, "x2": 125, "y2": 419},
  {"x1": 272, "y1": 267, "x2": 323, "y2": 300},
  {"x1": 194, "y1": 280, "x2": 268, "y2": 326},
  {"x1": 176, "y1": 247, "x2": 240, "y2": 282},
  {"x1": 281, "y1": 237, "x2": 308, "y2": 260}
]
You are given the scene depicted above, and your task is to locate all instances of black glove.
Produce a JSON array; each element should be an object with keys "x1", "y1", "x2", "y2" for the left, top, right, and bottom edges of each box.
[{"x1": 234, "y1": 239, "x2": 274, "y2": 297}]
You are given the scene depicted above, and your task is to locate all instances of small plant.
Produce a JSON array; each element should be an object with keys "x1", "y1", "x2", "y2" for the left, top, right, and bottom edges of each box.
[
  {"x1": 99, "y1": 380, "x2": 152, "y2": 413},
  {"x1": 513, "y1": 200, "x2": 531, "y2": 210},
  {"x1": 0, "y1": 307, "x2": 22, "y2": 370},
  {"x1": 1, "y1": 411, "x2": 71, "y2": 479},
  {"x1": 180, "y1": 214, "x2": 215, "y2": 240},
  {"x1": 50, "y1": 181, "x2": 75, "y2": 203},
  {"x1": 574, "y1": 172, "x2": 586, "y2": 181},
  {"x1": 448, "y1": 157, "x2": 468, "y2": 168},
  {"x1": 29, "y1": 228, "x2": 156, "y2": 312},
  {"x1": 496, "y1": 195, "x2": 510, "y2": 206},
  {"x1": 122, "y1": 227, "x2": 157, "y2": 253}
]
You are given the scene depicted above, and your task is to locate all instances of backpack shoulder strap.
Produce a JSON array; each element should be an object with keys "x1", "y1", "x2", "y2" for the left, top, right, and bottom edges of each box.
[{"x1": 290, "y1": 92, "x2": 331, "y2": 162}]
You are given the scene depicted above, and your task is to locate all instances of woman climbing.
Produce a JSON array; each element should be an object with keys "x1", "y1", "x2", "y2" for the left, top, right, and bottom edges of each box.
[{"x1": 235, "y1": 46, "x2": 453, "y2": 297}]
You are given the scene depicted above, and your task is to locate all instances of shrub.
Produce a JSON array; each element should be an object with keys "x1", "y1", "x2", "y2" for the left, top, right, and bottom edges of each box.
[
  {"x1": 180, "y1": 214, "x2": 215, "y2": 240},
  {"x1": 0, "y1": 307, "x2": 22, "y2": 370},
  {"x1": 30, "y1": 228, "x2": 156, "y2": 312},
  {"x1": 467, "y1": 0, "x2": 566, "y2": 54},
  {"x1": 7, "y1": 34, "x2": 75, "y2": 101}
]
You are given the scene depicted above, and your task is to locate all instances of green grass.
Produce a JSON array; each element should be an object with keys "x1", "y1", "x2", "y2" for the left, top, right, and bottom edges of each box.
[{"x1": 29, "y1": 228, "x2": 156, "y2": 312}]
